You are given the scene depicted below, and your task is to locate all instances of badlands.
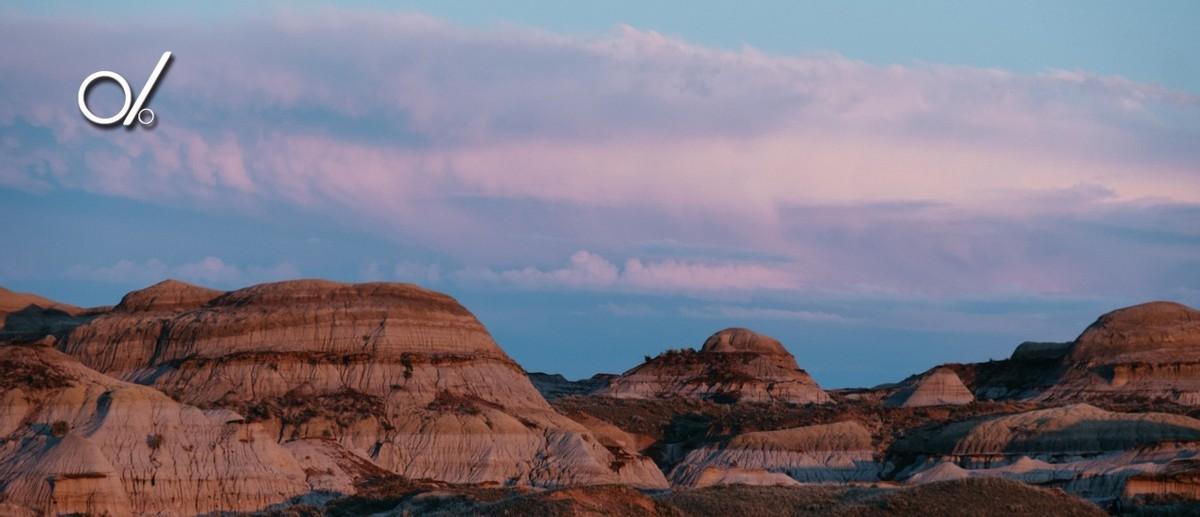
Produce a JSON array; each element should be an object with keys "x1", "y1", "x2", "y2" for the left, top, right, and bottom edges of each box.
[{"x1": 1, "y1": 281, "x2": 1200, "y2": 515}]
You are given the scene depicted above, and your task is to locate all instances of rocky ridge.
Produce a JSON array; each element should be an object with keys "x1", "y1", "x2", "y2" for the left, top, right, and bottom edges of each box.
[{"x1": 3, "y1": 284, "x2": 1200, "y2": 514}]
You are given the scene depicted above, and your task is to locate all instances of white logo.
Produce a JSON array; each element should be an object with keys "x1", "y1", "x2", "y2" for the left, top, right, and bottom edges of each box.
[{"x1": 78, "y1": 51, "x2": 173, "y2": 127}]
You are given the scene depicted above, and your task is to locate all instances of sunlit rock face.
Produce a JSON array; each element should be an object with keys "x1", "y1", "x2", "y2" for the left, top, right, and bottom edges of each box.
[
  {"x1": 1041, "y1": 302, "x2": 1200, "y2": 405},
  {"x1": 57, "y1": 279, "x2": 667, "y2": 489},
  {"x1": 0, "y1": 344, "x2": 310, "y2": 516},
  {"x1": 599, "y1": 327, "x2": 831, "y2": 404}
]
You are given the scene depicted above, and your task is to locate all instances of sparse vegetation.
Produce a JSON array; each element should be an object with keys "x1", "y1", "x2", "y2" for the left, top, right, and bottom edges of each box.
[
  {"x1": 426, "y1": 390, "x2": 497, "y2": 416},
  {"x1": 146, "y1": 433, "x2": 164, "y2": 450},
  {"x1": 58, "y1": 471, "x2": 107, "y2": 480},
  {"x1": 0, "y1": 354, "x2": 73, "y2": 391}
]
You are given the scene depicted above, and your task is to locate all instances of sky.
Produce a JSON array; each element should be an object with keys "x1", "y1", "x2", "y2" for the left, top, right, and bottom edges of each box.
[{"x1": 2, "y1": 2, "x2": 1198, "y2": 387}]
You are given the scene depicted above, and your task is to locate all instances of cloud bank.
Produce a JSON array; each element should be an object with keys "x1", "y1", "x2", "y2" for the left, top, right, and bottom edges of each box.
[{"x1": 2, "y1": 9, "x2": 1198, "y2": 303}]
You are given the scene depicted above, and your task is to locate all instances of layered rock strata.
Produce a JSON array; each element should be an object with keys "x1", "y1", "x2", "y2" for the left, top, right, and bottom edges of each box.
[
  {"x1": 58, "y1": 279, "x2": 667, "y2": 489},
  {"x1": 885, "y1": 367, "x2": 975, "y2": 408},
  {"x1": 0, "y1": 344, "x2": 310, "y2": 516},
  {"x1": 1040, "y1": 302, "x2": 1200, "y2": 405},
  {"x1": 894, "y1": 404, "x2": 1200, "y2": 501},
  {"x1": 600, "y1": 328, "x2": 830, "y2": 404},
  {"x1": 669, "y1": 421, "x2": 880, "y2": 487}
]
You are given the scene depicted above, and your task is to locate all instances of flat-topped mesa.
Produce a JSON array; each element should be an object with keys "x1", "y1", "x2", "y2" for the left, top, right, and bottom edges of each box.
[
  {"x1": 1010, "y1": 341, "x2": 1072, "y2": 362},
  {"x1": 1039, "y1": 301, "x2": 1200, "y2": 405},
  {"x1": 599, "y1": 328, "x2": 831, "y2": 404},
  {"x1": 57, "y1": 279, "x2": 668, "y2": 489}
]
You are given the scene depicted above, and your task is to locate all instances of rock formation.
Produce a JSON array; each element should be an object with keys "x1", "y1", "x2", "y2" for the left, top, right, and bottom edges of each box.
[
  {"x1": 0, "y1": 287, "x2": 93, "y2": 343},
  {"x1": 599, "y1": 328, "x2": 830, "y2": 404},
  {"x1": 885, "y1": 367, "x2": 974, "y2": 408},
  {"x1": 57, "y1": 279, "x2": 667, "y2": 489},
  {"x1": 669, "y1": 421, "x2": 880, "y2": 487},
  {"x1": 0, "y1": 287, "x2": 79, "y2": 318},
  {"x1": 6, "y1": 281, "x2": 1200, "y2": 513},
  {"x1": 893, "y1": 404, "x2": 1200, "y2": 501},
  {"x1": 0, "y1": 344, "x2": 311, "y2": 516},
  {"x1": 528, "y1": 372, "x2": 615, "y2": 400},
  {"x1": 1039, "y1": 302, "x2": 1200, "y2": 405}
]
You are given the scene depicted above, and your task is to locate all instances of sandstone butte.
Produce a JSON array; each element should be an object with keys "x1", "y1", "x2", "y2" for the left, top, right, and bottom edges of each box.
[
  {"x1": 599, "y1": 327, "x2": 831, "y2": 404},
  {"x1": 1, "y1": 279, "x2": 667, "y2": 516}
]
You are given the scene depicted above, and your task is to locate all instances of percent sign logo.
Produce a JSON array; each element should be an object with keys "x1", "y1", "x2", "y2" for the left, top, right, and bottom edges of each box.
[{"x1": 77, "y1": 51, "x2": 172, "y2": 127}]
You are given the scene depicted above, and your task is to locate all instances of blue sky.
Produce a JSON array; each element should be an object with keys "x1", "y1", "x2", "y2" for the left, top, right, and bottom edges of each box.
[{"x1": 2, "y1": 2, "x2": 1198, "y2": 387}]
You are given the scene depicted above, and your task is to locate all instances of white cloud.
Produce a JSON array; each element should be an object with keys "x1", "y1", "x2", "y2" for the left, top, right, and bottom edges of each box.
[
  {"x1": 3, "y1": 12, "x2": 1198, "y2": 301},
  {"x1": 393, "y1": 261, "x2": 441, "y2": 283},
  {"x1": 460, "y1": 250, "x2": 799, "y2": 294},
  {"x1": 66, "y1": 257, "x2": 298, "y2": 288},
  {"x1": 678, "y1": 304, "x2": 848, "y2": 322}
]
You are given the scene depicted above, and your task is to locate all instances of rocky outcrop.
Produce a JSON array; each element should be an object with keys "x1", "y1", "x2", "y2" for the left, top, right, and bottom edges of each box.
[
  {"x1": 669, "y1": 421, "x2": 880, "y2": 487},
  {"x1": 57, "y1": 279, "x2": 222, "y2": 378},
  {"x1": 894, "y1": 404, "x2": 1200, "y2": 501},
  {"x1": 1122, "y1": 460, "x2": 1200, "y2": 503},
  {"x1": 919, "y1": 302, "x2": 1200, "y2": 405},
  {"x1": 898, "y1": 404, "x2": 1200, "y2": 458},
  {"x1": 1011, "y1": 341, "x2": 1072, "y2": 361},
  {"x1": 1039, "y1": 302, "x2": 1200, "y2": 405},
  {"x1": 0, "y1": 287, "x2": 94, "y2": 343},
  {"x1": 599, "y1": 328, "x2": 830, "y2": 404},
  {"x1": 0, "y1": 287, "x2": 79, "y2": 318},
  {"x1": 58, "y1": 279, "x2": 667, "y2": 489},
  {"x1": 0, "y1": 344, "x2": 311, "y2": 516},
  {"x1": 885, "y1": 367, "x2": 974, "y2": 408},
  {"x1": 528, "y1": 372, "x2": 615, "y2": 400}
]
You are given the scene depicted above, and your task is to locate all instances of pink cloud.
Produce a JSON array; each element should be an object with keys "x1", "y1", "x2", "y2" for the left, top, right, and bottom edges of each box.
[{"x1": 2, "y1": 11, "x2": 1197, "y2": 300}]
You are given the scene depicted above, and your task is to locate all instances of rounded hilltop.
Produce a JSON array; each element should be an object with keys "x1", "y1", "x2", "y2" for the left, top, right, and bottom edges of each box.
[
  {"x1": 1067, "y1": 301, "x2": 1200, "y2": 365},
  {"x1": 601, "y1": 327, "x2": 830, "y2": 404},
  {"x1": 114, "y1": 279, "x2": 223, "y2": 312},
  {"x1": 700, "y1": 327, "x2": 792, "y2": 356}
]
